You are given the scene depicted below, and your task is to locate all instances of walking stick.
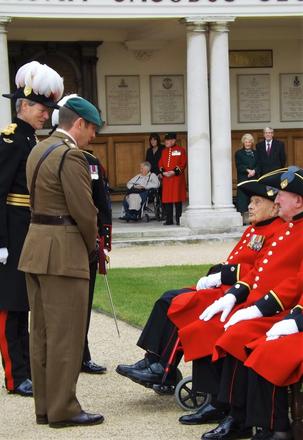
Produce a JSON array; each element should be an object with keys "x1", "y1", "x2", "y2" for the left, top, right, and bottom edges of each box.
[{"x1": 98, "y1": 237, "x2": 120, "y2": 337}]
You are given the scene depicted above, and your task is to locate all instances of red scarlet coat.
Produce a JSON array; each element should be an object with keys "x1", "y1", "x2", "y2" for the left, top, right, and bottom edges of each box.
[
  {"x1": 170, "y1": 218, "x2": 303, "y2": 362},
  {"x1": 244, "y1": 297, "x2": 303, "y2": 387},
  {"x1": 168, "y1": 218, "x2": 284, "y2": 353},
  {"x1": 244, "y1": 333, "x2": 303, "y2": 387},
  {"x1": 159, "y1": 145, "x2": 187, "y2": 203}
]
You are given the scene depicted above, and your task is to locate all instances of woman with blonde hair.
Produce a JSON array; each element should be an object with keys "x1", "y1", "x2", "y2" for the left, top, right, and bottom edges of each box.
[{"x1": 235, "y1": 133, "x2": 260, "y2": 224}]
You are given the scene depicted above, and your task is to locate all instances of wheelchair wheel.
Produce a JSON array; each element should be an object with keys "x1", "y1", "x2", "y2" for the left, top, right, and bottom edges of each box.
[
  {"x1": 152, "y1": 368, "x2": 183, "y2": 396},
  {"x1": 142, "y1": 213, "x2": 150, "y2": 222},
  {"x1": 175, "y1": 376, "x2": 211, "y2": 411}
]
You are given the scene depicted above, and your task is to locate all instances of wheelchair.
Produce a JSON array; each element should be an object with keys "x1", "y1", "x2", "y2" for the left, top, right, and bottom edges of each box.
[
  {"x1": 120, "y1": 187, "x2": 163, "y2": 223},
  {"x1": 140, "y1": 336, "x2": 211, "y2": 411}
]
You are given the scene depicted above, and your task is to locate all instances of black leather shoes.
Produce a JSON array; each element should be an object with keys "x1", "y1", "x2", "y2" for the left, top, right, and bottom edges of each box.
[
  {"x1": 9, "y1": 378, "x2": 33, "y2": 397},
  {"x1": 126, "y1": 362, "x2": 165, "y2": 387},
  {"x1": 252, "y1": 428, "x2": 293, "y2": 440},
  {"x1": 163, "y1": 221, "x2": 173, "y2": 225},
  {"x1": 81, "y1": 360, "x2": 107, "y2": 374},
  {"x1": 201, "y1": 415, "x2": 252, "y2": 440},
  {"x1": 179, "y1": 402, "x2": 227, "y2": 425},
  {"x1": 49, "y1": 410, "x2": 104, "y2": 428},
  {"x1": 116, "y1": 358, "x2": 150, "y2": 377}
]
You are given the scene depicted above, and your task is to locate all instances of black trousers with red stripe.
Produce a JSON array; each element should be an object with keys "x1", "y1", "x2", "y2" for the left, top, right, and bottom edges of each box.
[
  {"x1": 218, "y1": 355, "x2": 290, "y2": 431},
  {"x1": 0, "y1": 310, "x2": 30, "y2": 390},
  {"x1": 137, "y1": 288, "x2": 192, "y2": 366}
]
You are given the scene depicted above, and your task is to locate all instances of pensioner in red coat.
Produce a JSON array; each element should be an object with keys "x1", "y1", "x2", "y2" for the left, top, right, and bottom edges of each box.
[{"x1": 158, "y1": 145, "x2": 187, "y2": 203}]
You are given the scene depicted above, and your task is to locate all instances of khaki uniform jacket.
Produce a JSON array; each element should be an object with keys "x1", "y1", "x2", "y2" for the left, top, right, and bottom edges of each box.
[{"x1": 18, "y1": 131, "x2": 98, "y2": 280}]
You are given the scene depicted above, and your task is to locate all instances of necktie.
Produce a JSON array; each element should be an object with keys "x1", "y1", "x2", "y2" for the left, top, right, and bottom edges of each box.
[{"x1": 266, "y1": 142, "x2": 271, "y2": 155}]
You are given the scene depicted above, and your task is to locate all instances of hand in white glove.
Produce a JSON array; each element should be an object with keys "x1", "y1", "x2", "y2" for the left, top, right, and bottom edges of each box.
[
  {"x1": 224, "y1": 305, "x2": 263, "y2": 330},
  {"x1": 0, "y1": 248, "x2": 8, "y2": 265},
  {"x1": 266, "y1": 319, "x2": 299, "y2": 341},
  {"x1": 196, "y1": 272, "x2": 222, "y2": 290},
  {"x1": 199, "y1": 293, "x2": 236, "y2": 322}
]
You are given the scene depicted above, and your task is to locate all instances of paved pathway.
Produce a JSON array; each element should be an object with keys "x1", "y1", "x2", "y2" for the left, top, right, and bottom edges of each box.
[{"x1": 0, "y1": 242, "x2": 231, "y2": 440}]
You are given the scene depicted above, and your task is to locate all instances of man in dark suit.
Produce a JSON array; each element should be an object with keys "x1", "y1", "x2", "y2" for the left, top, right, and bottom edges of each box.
[{"x1": 256, "y1": 127, "x2": 286, "y2": 176}]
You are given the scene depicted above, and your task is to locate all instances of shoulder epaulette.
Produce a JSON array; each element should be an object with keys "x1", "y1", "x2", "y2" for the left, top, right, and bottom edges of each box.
[
  {"x1": 1, "y1": 123, "x2": 17, "y2": 136},
  {"x1": 83, "y1": 151, "x2": 97, "y2": 160}
]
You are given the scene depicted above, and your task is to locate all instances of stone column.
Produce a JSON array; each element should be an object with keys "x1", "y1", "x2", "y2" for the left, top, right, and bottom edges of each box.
[
  {"x1": 0, "y1": 17, "x2": 12, "y2": 125},
  {"x1": 181, "y1": 18, "x2": 212, "y2": 231},
  {"x1": 209, "y1": 19, "x2": 242, "y2": 227}
]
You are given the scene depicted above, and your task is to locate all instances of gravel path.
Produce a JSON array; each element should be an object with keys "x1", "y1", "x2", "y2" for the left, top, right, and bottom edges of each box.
[{"x1": 0, "y1": 242, "x2": 231, "y2": 440}]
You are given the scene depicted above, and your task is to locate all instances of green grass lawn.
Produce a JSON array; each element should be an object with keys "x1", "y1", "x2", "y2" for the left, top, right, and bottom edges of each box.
[{"x1": 93, "y1": 264, "x2": 211, "y2": 327}]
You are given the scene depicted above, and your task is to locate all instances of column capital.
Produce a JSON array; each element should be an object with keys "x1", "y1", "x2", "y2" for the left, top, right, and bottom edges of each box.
[
  {"x1": 181, "y1": 17, "x2": 208, "y2": 33},
  {"x1": 209, "y1": 21, "x2": 229, "y2": 33},
  {"x1": 0, "y1": 16, "x2": 12, "y2": 32}
]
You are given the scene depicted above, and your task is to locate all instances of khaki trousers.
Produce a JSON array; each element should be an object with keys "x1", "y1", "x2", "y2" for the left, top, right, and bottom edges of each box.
[{"x1": 26, "y1": 273, "x2": 88, "y2": 423}]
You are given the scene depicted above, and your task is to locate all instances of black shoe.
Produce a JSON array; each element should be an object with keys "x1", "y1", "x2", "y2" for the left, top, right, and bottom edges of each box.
[
  {"x1": 163, "y1": 221, "x2": 173, "y2": 225},
  {"x1": 49, "y1": 410, "x2": 104, "y2": 428},
  {"x1": 116, "y1": 358, "x2": 150, "y2": 377},
  {"x1": 176, "y1": 218, "x2": 180, "y2": 226},
  {"x1": 201, "y1": 415, "x2": 252, "y2": 440},
  {"x1": 126, "y1": 362, "x2": 165, "y2": 387},
  {"x1": 9, "y1": 378, "x2": 33, "y2": 397},
  {"x1": 252, "y1": 428, "x2": 293, "y2": 440},
  {"x1": 36, "y1": 415, "x2": 48, "y2": 425},
  {"x1": 81, "y1": 360, "x2": 107, "y2": 374},
  {"x1": 179, "y1": 402, "x2": 227, "y2": 425}
]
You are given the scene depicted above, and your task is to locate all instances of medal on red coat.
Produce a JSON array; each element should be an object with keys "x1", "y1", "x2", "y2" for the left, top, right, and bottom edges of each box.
[{"x1": 247, "y1": 234, "x2": 265, "y2": 251}]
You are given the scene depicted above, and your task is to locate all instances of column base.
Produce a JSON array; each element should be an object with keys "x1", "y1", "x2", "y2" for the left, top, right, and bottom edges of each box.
[{"x1": 181, "y1": 206, "x2": 243, "y2": 233}]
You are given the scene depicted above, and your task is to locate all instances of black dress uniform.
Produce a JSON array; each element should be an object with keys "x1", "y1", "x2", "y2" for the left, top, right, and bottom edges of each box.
[
  {"x1": 235, "y1": 148, "x2": 259, "y2": 213},
  {"x1": 82, "y1": 151, "x2": 112, "y2": 368},
  {"x1": 0, "y1": 118, "x2": 37, "y2": 391}
]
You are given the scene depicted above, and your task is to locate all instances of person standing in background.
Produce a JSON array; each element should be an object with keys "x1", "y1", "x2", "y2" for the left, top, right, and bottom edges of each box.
[
  {"x1": 256, "y1": 127, "x2": 286, "y2": 175},
  {"x1": 235, "y1": 133, "x2": 259, "y2": 225},
  {"x1": 145, "y1": 133, "x2": 164, "y2": 176},
  {"x1": 159, "y1": 132, "x2": 187, "y2": 226},
  {"x1": 0, "y1": 61, "x2": 63, "y2": 397}
]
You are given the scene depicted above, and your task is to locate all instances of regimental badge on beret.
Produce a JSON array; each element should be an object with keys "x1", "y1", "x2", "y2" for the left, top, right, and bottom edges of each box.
[
  {"x1": 280, "y1": 179, "x2": 288, "y2": 189},
  {"x1": 24, "y1": 86, "x2": 32, "y2": 97},
  {"x1": 1, "y1": 123, "x2": 17, "y2": 136},
  {"x1": 247, "y1": 234, "x2": 265, "y2": 252}
]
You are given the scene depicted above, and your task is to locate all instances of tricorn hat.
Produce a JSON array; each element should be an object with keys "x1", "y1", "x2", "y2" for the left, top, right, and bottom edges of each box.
[
  {"x1": 237, "y1": 179, "x2": 278, "y2": 201},
  {"x1": 258, "y1": 166, "x2": 303, "y2": 197},
  {"x1": 2, "y1": 61, "x2": 64, "y2": 108},
  {"x1": 164, "y1": 132, "x2": 177, "y2": 140}
]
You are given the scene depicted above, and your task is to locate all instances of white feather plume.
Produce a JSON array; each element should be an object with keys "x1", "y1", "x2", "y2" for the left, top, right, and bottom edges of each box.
[{"x1": 15, "y1": 61, "x2": 64, "y2": 102}]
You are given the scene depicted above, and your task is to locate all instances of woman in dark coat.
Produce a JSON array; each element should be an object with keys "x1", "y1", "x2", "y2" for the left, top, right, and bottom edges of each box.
[
  {"x1": 235, "y1": 133, "x2": 259, "y2": 223},
  {"x1": 145, "y1": 133, "x2": 164, "y2": 176}
]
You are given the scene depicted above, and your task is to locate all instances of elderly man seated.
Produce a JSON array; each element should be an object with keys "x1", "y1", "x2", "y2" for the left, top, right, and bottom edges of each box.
[{"x1": 120, "y1": 161, "x2": 160, "y2": 221}]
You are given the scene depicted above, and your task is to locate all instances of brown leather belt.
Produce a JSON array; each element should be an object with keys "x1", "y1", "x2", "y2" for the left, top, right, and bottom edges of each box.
[{"x1": 31, "y1": 214, "x2": 76, "y2": 226}]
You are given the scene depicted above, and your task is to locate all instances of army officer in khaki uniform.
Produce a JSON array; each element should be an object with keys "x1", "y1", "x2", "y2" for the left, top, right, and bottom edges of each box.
[{"x1": 19, "y1": 97, "x2": 104, "y2": 428}]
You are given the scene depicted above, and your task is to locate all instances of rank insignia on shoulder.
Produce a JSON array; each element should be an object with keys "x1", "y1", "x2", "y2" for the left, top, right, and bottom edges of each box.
[
  {"x1": 89, "y1": 164, "x2": 99, "y2": 180},
  {"x1": 247, "y1": 234, "x2": 265, "y2": 251},
  {"x1": 2, "y1": 138, "x2": 14, "y2": 143},
  {"x1": 1, "y1": 123, "x2": 17, "y2": 136}
]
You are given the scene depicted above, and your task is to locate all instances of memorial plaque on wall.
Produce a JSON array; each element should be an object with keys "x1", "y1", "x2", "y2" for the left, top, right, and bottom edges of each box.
[
  {"x1": 150, "y1": 75, "x2": 185, "y2": 124},
  {"x1": 237, "y1": 74, "x2": 271, "y2": 123},
  {"x1": 280, "y1": 74, "x2": 303, "y2": 122},
  {"x1": 105, "y1": 75, "x2": 141, "y2": 125}
]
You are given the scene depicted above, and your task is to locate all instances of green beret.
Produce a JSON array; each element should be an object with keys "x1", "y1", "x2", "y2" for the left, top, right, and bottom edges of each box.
[{"x1": 64, "y1": 97, "x2": 103, "y2": 127}]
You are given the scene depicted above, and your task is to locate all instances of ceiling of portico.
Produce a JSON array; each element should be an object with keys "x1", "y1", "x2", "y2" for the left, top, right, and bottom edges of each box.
[{"x1": 6, "y1": 16, "x2": 303, "y2": 43}]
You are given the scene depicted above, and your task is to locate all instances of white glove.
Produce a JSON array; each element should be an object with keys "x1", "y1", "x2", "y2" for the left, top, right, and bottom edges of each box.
[
  {"x1": 266, "y1": 319, "x2": 299, "y2": 340},
  {"x1": 199, "y1": 293, "x2": 236, "y2": 322},
  {"x1": 224, "y1": 305, "x2": 263, "y2": 330},
  {"x1": 0, "y1": 248, "x2": 8, "y2": 265},
  {"x1": 196, "y1": 272, "x2": 222, "y2": 290}
]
